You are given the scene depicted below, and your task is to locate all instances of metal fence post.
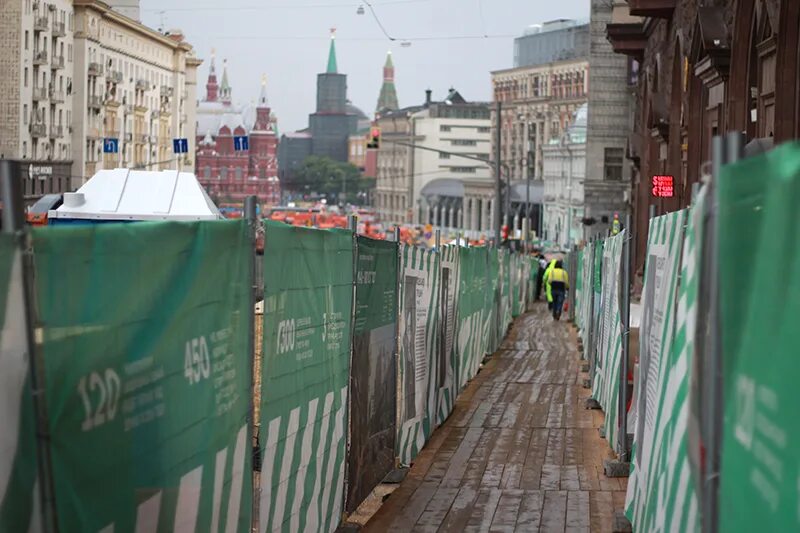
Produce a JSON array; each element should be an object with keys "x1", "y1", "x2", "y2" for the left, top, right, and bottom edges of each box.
[
  {"x1": 243, "y1": 195, "x2": 260, "y2": 533},
  {"x1": 393, "y1": 226, "x2": 403, "y2": 468},
  {"x1": 1, "y1": 160, "x2": 58, "y2": 532},
  {"x1": 618, "y1": 215, "x2": 632, "y2": 461},
  {"x1": 587, "y1": 237, "x2": 598, "y2": 390}
]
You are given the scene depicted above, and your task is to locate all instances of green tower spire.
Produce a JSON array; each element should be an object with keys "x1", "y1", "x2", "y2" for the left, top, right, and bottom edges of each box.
[
  {"x1": 376, "y1": 51, "x2": 399, "y2": 113},
  {"x1": 326, "y1": 30, "x2": 338, "y2": 73}
]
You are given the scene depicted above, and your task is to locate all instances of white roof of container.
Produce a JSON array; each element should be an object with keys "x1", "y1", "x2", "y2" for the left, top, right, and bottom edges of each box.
[{"x1": 49, "y1": 168, "x2": 222, "y2": 221}]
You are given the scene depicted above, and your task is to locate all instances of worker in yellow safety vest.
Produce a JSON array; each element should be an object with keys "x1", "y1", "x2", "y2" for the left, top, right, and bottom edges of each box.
[
  {"x1": 542, "y1": 259, "x2": 557, "y2": 310},
  {"x1": 546, "y1": 260, "x2": 569, "y2": 320}
]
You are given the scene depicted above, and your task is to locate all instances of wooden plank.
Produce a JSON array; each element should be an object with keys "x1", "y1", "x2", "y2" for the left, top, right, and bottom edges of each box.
[
  {"x1": 520, "y1": 428, "x2": 549, "y2": 490},
  {"x1": 461, "y1": 428, "x2": 499, "y2": 489},
  {"x1": 464, "y1": 488, "x2": 502, "y2": 533},
  {"x1": 544, "y1": 428, "x2": 566, "y2": 465},
  {"x1": 414, "y1": 487, "x2": 459, "y2": 531},
  {"x1": 540, "y1": 490, "x2": 568, "y2": 532},
  {"x1": 385, "y1": 482, "x2": 438, "y2": 531},
  {"x1": 489, "y1": 489, "x2": 524, "y2": 532},
  {"x1": 540, "y1": 464, "x2": 561, "y2": 490},
  {"x1": 561, "y1": 465, "x2": 581, "y2": 491},
  {"x1": 514, "y1": 490, "x2": 544, "y2": 532},
  {"x1": 566, "y1": 490, "x2": 591, "y2": 529},
  {"x1": 500, "y1": 426, "x2": 532, "y2": 489},
  {"x1": 440, "y1": 427, "x2": 484, "y2": 487},
  {"x1": 589, "y1": 490, "x2": 614, "y2": 533},
  {"x1": 481, "y1": 428, "x2": 514, "y2": 488},
  {"x1": 577, "y1": 465, "x2": 601, "y2": 491},
  {"x1": 438, "y1": 486, "x2": 479, "y2": 532}
]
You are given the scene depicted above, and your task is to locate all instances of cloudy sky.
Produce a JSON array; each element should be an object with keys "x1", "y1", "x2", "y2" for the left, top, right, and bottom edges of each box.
[{"x1": 140, "y1": 0, "x2": 589, "y2": 133}]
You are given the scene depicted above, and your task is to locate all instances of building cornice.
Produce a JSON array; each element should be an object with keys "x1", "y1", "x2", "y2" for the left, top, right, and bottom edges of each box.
[{"x1": 73, "y1": 0, "x2": 194, "y2": 53}]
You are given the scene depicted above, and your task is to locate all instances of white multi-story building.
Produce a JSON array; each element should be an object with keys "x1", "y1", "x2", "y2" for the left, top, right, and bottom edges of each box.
[
  {"x1": 71, "y1": 0, "x2": 200, "y2": 184},
  {"x1": 0, "y1": 0, "x2": 76, "y2": 203},
  {"x1": 375, "y1": 88, "x2": 493, "y2": 234},
  {"x1": 542, "y1": 104, "x2": 587, "y2": 249}
]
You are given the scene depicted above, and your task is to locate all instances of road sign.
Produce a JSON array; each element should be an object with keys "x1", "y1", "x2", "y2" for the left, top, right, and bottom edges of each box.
[
  {"x1": 172, "y1": 138, "x2": 189, "y2": 154},
  {"x1": 233, "y1": 135, "x2": 249, "y2": 151},
  {"x1": 103, "y1": 138, "x2": 119, "y2": 153}
]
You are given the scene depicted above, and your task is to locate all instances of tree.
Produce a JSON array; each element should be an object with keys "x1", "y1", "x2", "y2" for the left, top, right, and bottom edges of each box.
[{"x1": 292, "y1": 155, "x2": 373, "y2": 205}]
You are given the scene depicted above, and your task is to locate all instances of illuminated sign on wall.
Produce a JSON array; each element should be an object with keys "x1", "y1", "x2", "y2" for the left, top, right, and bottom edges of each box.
[{"x1": 652, "y1": 175, "x2": 674, "y2": 198}]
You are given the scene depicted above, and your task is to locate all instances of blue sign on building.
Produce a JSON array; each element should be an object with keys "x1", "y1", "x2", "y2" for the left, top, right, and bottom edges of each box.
[
  {"x1": 173, "y1": 138, "x2": 189, "y2": 154},
  {"x1": 103, "y1": 138, "x2": 119, "y2": 153},
  {"x1": 233, "y1": 135, "x2": 249, "y2": 151}
]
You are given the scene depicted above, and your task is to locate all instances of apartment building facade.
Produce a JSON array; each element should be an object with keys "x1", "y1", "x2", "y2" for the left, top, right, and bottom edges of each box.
[
  {"x1": 72, "y1": 0, "x2": 200, "y2": 184},
  {"x1": 0, "y1": 0, "x2": 76, "y2": 203}
]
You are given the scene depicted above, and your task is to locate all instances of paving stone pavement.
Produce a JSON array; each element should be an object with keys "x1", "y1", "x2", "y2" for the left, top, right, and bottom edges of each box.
[{"x1": 363, "y1": 303, "x2": 626, "y2": 533}]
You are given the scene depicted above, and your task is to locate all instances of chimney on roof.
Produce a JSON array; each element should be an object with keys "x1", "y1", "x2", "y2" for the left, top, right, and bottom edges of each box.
[{"x1": 425, "y1": 89, "x2": 432, "y2": 106}]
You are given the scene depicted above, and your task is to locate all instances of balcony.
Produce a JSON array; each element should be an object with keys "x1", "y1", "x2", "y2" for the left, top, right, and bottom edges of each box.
[
  {"x1": 49, "y1": 125, "x2": 63, "y2": 138},
  {"x1": 49, "y1": 88, "x2": 64, "y2": 103},
  {"x1": 30, "y1": 123, "x2": 47, "y2": 137},
  {"x1": 33, "y1": 50, "x2": 48, "y2": 66},
  {"x1": 109, "y1": 70, "x2": 123, "y2": 84},
  {"x1": 160, "y1": 85, "x2": 173, "y2": 97},
  {"x1": 85, "y1": 161, "x2": 96, "y2": 176},
  {"x1": 52, "y1": 21, "x2": 66, "y2": 37},
  {"x1": 150, "y1": 110, "x2": 160, "y2": 119},
  {"x1": 135, "y1": 79, "x2": 150, "y2": 91},
  {"x1": 33, "y1": 16, "x2": 49, "y2": 32},
  {"x1": 88, "y1": 62, "x2": 103, "y2": 77},
  {"x1": 106, "y1": 129, "x2": 120, "y2": 138},
  {"x1": 51, "y1": 54, "x2": 64, "y2": 69},
  {"x1": 88, "y1": 95, "x2": 102, "y2": 110},
  {"x1": 87, "y1": 127, "x2": 100, "y2": 139},
  {"x1": 32, "y1": 86, "x2": 48, "y2": 101},
  {"x1": 627, "y1": 0, "x2": 677, "y2": 18},
  {"x1": 606, "y1": 23, "x2": 647, "y2": 61},
  {"x1": 136, "y1": 133, "x2": 149, "y2": 144}
]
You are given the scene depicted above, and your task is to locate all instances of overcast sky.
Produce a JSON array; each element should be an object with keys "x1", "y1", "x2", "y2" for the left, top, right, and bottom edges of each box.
[{"x1": 140, "y1": 0, "x2": 589, "y2": 133}]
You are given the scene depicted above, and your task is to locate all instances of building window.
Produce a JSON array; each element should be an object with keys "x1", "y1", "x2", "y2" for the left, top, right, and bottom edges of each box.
[
  {"x1": 477, "y1": 126, "x2": 490, "y2": 133},
  {"x1": 452, "y1": 139, "x2": 477, "y2": 146},
  {"x1": 440, "y1": 125, "x2": 452, "y2": 132},
  {"x1": 451, "y1": 167, "x2": 477, "y2": 173},
  {"x1": 604, "y1": 147, "x2": 624, "y2": 181},
  {"x1": 24, "y1": 30, "x2": 29, "y2": 50},
  {"x1": 439, "y1": 152, "x2": 450, "y2": 159},
  {"x1": 220, "y1": 166, "x2": 228, "y2": 179},
  {"x1": 22, "y1": 142, "x2": 27, "y2": 158},
  {"x1": 23, "y1": 104, "x2": 28, "y2": 124},
  {"x1": 24, "y1": 68, "x2": 28, "y2": 88},
  {"x1": 235, "y1": 167, "x2": 243, "y2": 180}
]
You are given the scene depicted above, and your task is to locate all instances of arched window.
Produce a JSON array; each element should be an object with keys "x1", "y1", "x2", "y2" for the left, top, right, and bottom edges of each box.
[{"x1": 746, "y1": 2, "x2": 777, "y2": 140}]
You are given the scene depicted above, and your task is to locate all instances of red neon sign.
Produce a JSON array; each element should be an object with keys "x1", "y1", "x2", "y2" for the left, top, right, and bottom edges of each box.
[{"x1": 652, "y1": 175, "x2": 674, "y2": 198}]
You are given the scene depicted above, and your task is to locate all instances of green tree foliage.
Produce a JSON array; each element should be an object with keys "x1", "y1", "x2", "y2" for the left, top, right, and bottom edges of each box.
[{"x1": 293, "y1": 156, "x2": 374, "y2": 205}]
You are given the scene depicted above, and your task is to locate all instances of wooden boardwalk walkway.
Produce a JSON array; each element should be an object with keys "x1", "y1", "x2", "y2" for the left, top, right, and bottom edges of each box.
[{"x1": 363, "y1": 303, "x2": 626, "y2": 533}]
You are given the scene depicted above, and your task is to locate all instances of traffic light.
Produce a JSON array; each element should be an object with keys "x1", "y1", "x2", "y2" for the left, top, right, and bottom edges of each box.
[
  {"x1": 501, "y1": 224, "x2": 510, "y2": 242},
  {"x1": 366, "y1": 127, "x2": 381, "y2": 149}
]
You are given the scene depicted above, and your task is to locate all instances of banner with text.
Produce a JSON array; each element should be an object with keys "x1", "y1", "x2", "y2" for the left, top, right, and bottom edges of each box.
[
  {"x1": 259, "y1": 222, "x2": 353, "y2": 533},
  {"x1": 0, "y1": 234, "x2": 39, "y2": 532},
  {"x1": 591, "y1": 231, "x2": 625, "y2": 448},
  {"x1": 718, "y1": 143, "x2": 800, "y2": 532},
  {"x1": 436, "y1": 245, "x2": 460, "y2": 426},
  {"x1": 397, "y1": 245, "x2": 440, "y2": 465},
  {"x1": 346, "y1": 237, "x2": 398, "y2": 513},
  {"x1": 33, "y1": 220, "x2": 252, "y2": 532},
  {"x1": 625, "y1": 207, "x2": 696, "y2": 532}
]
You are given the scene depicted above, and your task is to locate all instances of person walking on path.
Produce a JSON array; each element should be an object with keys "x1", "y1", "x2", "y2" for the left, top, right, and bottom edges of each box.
[
  {"x1": 535, "y1": 253, "x2": 548, "y2": 300},
  {"x1": 546, "y1": 260, "x2": 569, "y2": 320},
  {"x1": 542, "y1": 259, "x2": 557, "y2": 310}
]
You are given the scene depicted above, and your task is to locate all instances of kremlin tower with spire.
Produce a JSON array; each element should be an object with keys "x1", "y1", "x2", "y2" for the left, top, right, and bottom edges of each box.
[
  {"x1": 278, "y1": 31, "x2": 371, "y2": 191},
  {"x1": 195, "y1": 50, "x2": 280, "y2": 207}
]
